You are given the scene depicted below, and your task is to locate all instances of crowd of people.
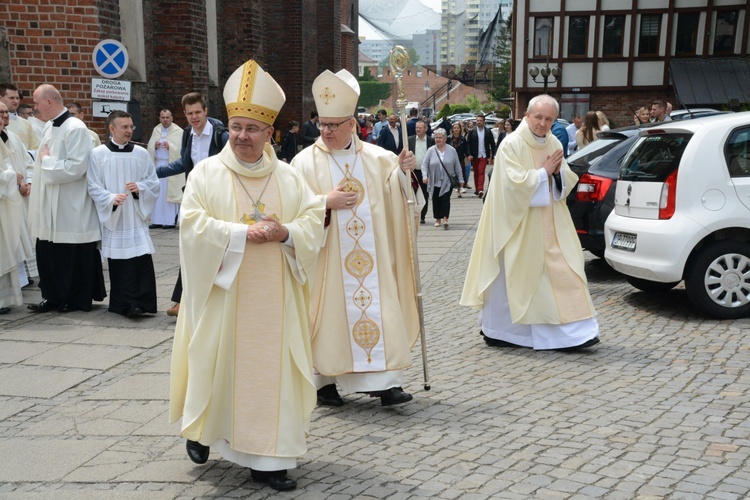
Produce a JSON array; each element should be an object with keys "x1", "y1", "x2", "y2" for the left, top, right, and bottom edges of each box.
[{"x1": 3, "y1": 70, "x2": 682, "y2": 491}]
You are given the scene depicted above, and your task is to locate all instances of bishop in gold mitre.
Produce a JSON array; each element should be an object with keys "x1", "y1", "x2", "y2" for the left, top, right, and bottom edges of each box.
[{"x1": 169, "y1": 59, "x2": 324, "y2": 491}]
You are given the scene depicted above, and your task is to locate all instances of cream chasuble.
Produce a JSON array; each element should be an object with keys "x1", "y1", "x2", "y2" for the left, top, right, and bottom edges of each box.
[
  {"x1": 170, "y1": 143, "x2": 323, "y2": 463},
  {"x1": 291, "y1": 135, "x2": 421, "y2": 379},
  {"x1": 461, "y1": 119, "x2": 596, "y2": 325}
]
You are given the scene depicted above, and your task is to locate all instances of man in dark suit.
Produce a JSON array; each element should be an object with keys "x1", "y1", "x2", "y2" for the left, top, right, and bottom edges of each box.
[
  {"x1": 406, "y1": 107, "x2": 433, "y2": 137},
  {"x1": 408, "y1": 119, "x2": 434, "y2": 224},
  {"x1": 156, "y1": 92, "x2": 229, "y2": 317},
  {"x1": 377, "y1": 114, "x2": 403, "y2": 155},
  {"x1": 466, "y1": 114, "x2": 496, "y2": 199},
  {"x1": 300, "y1": 110, "x2": 320, "y2": 148}
]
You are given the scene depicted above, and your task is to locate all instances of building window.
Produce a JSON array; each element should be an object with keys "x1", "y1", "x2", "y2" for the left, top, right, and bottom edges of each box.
[
  {"x1": 602, "y1": 15, "x2": 625, "y2": 56},
  {"x1": 638, "y1": 14, "x2": 661, "y2": 56},
  {"x1": 675, "y1": 12, "x2": 699, "y2": 56},
  {"x1": 568, "y1": 16, "x2": 588, "y2": 57},
  {"x1": 713, "y1": 10, "x2": 738, "y2": 55},
  {"x1": 534, "y1": 17, "x2": 553, "y2": 57}
]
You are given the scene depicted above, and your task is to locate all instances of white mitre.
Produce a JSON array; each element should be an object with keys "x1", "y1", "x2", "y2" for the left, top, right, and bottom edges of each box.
[
  {"x1": 223, "y1": 59, "x2": 285, "y2": 124},
  {"x1": 312, "y1": 69, "x2": 360, "y2": 118}
]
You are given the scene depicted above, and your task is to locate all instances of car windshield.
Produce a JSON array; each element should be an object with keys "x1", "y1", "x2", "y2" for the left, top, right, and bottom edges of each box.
[
  {"x1": 620, "y1": 133, "x2": 692, "y2": 181},
  {"x1": 589, "y1": 135, "x2": 640, "y2": 177},
  {"x1": 567, "y1": 137, "x2": 624, "y2": 168}
]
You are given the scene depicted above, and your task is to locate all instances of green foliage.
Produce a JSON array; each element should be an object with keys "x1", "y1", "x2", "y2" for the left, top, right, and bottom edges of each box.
[
  {"x1": 451, "y1": 104, "x2": 471, "y2": 114},
  {"x1": 481, "y1": 102, "x2": 497, "y2": 113},
  {"x1": 465, "y1": 95, "x2": 482, "y2": 113},
  {"x1": 358, "y1": 81, "x2": 391, "y2": 108},
  {"x1": 495, "y1": 105, "x2": 511, "y2": 118},
  {"x1": 487, "y1": 15, "x2": 512, "y2": 104},
  {"x1": 358, "y1": 71, "x2": 376, "y2": 82},
  {"x1": 437, "y1": 103, "x2": 452, "y2": 119}
]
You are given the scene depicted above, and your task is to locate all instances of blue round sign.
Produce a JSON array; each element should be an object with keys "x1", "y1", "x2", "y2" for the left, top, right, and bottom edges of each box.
[{"x1": 93, "y1": 39, "x2": 129, "y2": 78}]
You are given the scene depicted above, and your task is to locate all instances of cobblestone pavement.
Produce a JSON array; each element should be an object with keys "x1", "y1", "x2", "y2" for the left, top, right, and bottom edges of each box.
[{"x1": 1, "y1": 192, "x2": 749, "y2": 499}]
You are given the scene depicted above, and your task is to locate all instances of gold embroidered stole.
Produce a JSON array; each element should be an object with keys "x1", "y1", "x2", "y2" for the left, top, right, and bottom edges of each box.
[
  {"x1": 231, "y1": 172, "x2": 284, "y2": 455},
  {"x1": 531, "y1": 149, "x2": 591, "y2": 323}
]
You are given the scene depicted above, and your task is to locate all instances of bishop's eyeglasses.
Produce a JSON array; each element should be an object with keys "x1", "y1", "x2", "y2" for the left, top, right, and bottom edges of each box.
[{"x1": 316, "y1": 118, "x2": 352, "y2": 132}]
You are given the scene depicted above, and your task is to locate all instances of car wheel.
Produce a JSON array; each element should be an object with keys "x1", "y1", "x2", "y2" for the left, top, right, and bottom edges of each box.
[
  {"x1": 626, "y1": 276, "x2": 679, "y2": 293},
  {"x1": 589, "y1": 249, "x2": 605, "y2": 259},
  {"x1": 685, "y1": 241, "x2": 750, "y2": 319}
]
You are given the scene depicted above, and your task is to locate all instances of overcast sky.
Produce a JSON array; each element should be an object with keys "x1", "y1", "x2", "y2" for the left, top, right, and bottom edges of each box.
[{"x1": 359, "y1": 0, "x2": 441, "y2": 40}]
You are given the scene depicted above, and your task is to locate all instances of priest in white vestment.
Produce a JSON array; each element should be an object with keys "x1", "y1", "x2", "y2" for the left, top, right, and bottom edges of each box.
[
  {"x1": 169, "y1": 60, "x2": 324, "y2": 492},
  {"x1": 0, "y1": 83, "x2": 40, "y2": 153},
  {"x1": 88, "y1": 110, "x2": 160, "y2": 317},
  {"x1": 146, "y1": 109, "x2": 184, "y2": 228},
  {"x1": 0, "y1": 101, "x2": 37, "y2": 280},
  {"x1": 0, "y1": 115, "x2": 32, "y2": 313},
  {"x1": 291, "y1": 69, "x2": 422, "y2": 407},
  {"x1": 461, "y1": 95, "x2": 600, "y2": 351},
  {"x1": 28, "y1": 84, "x2": 106, "y2": 313}
]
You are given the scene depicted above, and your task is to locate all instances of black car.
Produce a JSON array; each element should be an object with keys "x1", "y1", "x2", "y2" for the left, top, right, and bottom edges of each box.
[
  {"x1": 566, "y1": 128, "x2": 644, "y2": 256},
  {"x1": 566, "y1": 110, "x2": 728, "y2": 257}
]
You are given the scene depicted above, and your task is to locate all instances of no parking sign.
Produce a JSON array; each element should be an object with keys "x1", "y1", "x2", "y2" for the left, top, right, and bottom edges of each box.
[{"x1": 92, "y1": 39, "x2": 129, "y2": 79}]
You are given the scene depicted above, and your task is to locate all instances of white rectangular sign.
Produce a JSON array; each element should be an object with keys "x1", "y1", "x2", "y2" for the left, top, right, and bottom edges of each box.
[
  {"x1": 92, "y1": 101, "x2": 128, "y2": 118},
  {"x1": 91, "y1": 78, "x2": 131, "y2": 101}
]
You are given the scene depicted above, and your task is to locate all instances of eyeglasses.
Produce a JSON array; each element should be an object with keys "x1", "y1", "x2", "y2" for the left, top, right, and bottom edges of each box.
[
  {"x1": 316, "y1": 118, "x2": 352, "y2": 132},
  {"x1": 230, "y1": 124, "x2": 271, "y2": 135},
  {"x1": 0, "y1": 111, "x2": 9, "y2": 115}
]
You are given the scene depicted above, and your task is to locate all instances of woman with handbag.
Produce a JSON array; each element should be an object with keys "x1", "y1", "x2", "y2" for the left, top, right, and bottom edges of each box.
[{"x1": 421, "y1": 128, "x2": 464, "y2": 229}]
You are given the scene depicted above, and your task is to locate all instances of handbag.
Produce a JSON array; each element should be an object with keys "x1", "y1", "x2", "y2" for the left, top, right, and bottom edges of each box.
[{"x1": 436, "y1": 150, "x2": 460, "y2": 189}]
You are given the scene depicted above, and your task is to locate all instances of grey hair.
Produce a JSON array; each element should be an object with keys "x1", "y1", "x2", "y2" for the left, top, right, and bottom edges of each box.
[
  {"x1": 433, "y1": 128, "x2": 448, "y2": 137},
  {"x1": 527, "y1": 94, "x2": 559, "y2": 117}
]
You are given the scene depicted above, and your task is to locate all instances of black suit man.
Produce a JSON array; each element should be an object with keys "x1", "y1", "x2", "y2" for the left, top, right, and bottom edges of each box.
[
  {"x1": 408, "y1": 119, "x2": 435, "y2": 224},
  {"x1": 155, "y1": 92, "x2": 229, "y2": 317},
  {"x1": 377, "y1": 114, "x2": 403, "y2": 155},
  {"x1": 466, "y1": 114, "x2": 496, "y2": 198}
]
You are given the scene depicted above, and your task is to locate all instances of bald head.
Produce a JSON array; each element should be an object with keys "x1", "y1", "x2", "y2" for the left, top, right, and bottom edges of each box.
[
  {"x1": 0, "y1": 101, "x2": 9, "y2": 128},
  {"x1": 33, "y1": 84, "x2": 65, "y2": 121}
]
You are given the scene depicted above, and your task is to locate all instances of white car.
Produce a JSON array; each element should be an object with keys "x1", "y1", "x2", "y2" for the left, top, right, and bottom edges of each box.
[{"x1": 604, "y1": 112, "x2": 750, "y2": 319}]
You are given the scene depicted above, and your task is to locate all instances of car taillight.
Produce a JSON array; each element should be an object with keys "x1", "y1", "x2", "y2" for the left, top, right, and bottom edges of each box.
[
  {"x1": 659, "y1": 169, "x2": 678, "y2": 219},
  {"x1": 576, "y1": 174, "x2": 613, "y2": 202}
]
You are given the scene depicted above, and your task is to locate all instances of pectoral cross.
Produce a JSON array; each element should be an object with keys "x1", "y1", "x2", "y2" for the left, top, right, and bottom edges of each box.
[{"x1": 240, "y1": 200, "x2": 265, "y2": 225}]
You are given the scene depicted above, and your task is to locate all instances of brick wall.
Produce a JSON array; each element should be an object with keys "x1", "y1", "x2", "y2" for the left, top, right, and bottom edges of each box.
[
  {"x1": 3, "y1": 0, "x2": 107, "y2": 137},
  {"x1": 1, "y1": 1, "x2": 356, "y2": 142}
]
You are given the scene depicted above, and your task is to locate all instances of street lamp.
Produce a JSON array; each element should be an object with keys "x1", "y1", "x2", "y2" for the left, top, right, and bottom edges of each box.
[
  {"x1": 424, "y1": 80, "x2": 430, "y2": 102},
  {"x1": 528, "y1": 65, "x2": 561, "y2": 94}
]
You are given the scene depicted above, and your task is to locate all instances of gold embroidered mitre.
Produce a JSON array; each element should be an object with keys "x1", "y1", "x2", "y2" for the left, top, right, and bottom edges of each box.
[
  {"x1": 312, "y1": 69, "x2": 360, "y2": 118},
  {"x1": 224, "y1": 60, "x2": 285, "y2": 124}
]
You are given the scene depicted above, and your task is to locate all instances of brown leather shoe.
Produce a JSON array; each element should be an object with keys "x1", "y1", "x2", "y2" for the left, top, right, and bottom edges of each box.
[{"x1": 166, "y1": 303, "x2": 180, "y2": 317}]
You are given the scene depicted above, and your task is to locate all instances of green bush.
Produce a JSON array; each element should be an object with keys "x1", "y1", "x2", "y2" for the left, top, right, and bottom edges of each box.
[{"x1": 358, "y1": 81, "x2": 391, "y2": 108}]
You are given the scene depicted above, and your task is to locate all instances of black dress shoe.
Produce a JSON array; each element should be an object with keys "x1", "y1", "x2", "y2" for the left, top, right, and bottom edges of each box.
[
  {"x1": 58, "y1": 304, "x2": 77, "y2": 313},
  {"x1": 373, "y1": 387, "x2": 413, "y2": 406},
  {"x1": 251, "y1": 469, "x2": 296, "y2": 491},
  {"x1": 162, "y1": 225, "x2": 176, "y2": 229},
  {"x1": 480, "y1": 330, "x2": 522, "y2": 348},
  {"x1": 0, "y1": 307, "x2": 10, "y2": 314},
  {"x1": 554, "y1": 337, "x2": 601, "y2": 352},
  {"x1": 126, "y1": 306, "x2": 145, "y2": 317},
  {"x1": 27, "y1": 300, "x2": 59, "y2": 313},
  {"x1": 149, "y1": 224, "x2": 162, "y2": 229},
  {"x1": 186, "y1": 439, "x2": 210, "y2": 464},
  {"x1": 317, "y1": 384, "x2": 344, "y2": 406}
]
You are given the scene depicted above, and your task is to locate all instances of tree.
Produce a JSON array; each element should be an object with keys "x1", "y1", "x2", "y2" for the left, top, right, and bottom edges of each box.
[{"x1": 487, "y1": 14, "x2": 512, "y2": 104}]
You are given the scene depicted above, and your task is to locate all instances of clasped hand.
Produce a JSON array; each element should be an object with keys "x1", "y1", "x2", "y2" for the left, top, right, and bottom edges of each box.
[
  {"x1": 246, "y1": 215, "x2": 287, "y2": 244},
  {"x1": 541, "y1": 149, "x2": 563, "y2": 176}
]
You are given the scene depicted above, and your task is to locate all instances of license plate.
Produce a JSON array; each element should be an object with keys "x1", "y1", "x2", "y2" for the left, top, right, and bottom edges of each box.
[{"x1": 611, "y1": 232, "x2": 637, "y2": 252}]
